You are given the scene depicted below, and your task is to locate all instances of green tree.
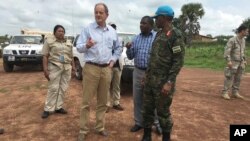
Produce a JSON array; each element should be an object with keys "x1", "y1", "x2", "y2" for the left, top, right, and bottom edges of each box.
[{"x1": 178, "y1": 3, "x2": 205, "y2": 46}]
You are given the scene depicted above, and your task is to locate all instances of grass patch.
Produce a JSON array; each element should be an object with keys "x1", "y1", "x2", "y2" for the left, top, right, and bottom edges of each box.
[
  {"x1": 34, "y1": 82, "x2": 44, "y2": 89},
  {"x1": 0, "y1": 88, "x2": 10, "y2": 94},
  {"x1": 185, "y1": 42, "x2": 250, "y2": 72},
  {"x1": 19, "y1": 82, "x2": 46, "y2": 92},
  {"x1": 20, "y1": 85, "x2": 31, "y2": 91}
]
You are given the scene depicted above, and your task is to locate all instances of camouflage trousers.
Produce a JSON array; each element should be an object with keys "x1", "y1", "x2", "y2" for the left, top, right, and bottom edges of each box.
[
  {"x1": 142, "y1": 82, "x2": 174, "y2": 133},
  {"x1": 222, "y1": 66, "x2": 244, "y2": 95}
]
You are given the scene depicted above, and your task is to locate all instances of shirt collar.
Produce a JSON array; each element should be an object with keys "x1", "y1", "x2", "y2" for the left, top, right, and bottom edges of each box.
[
  {"x1": 94, "y1": 22, "x2": 109, "y2": 31},
  {"x1": 53, "y1": 35, "x2": 66, "y2": 42},
  {"x1": 140, "y1": 30, "x2": 154, "y2": 36}
]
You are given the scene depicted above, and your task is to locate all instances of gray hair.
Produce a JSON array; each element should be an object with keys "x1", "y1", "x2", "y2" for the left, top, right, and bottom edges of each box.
[{"x1": 95, "y1": 3, "x2": 109, "y2": 14}]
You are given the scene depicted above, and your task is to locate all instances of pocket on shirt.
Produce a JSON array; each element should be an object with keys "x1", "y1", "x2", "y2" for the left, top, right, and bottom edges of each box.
[{"x1": 107, "y1": 38, "x2": 114, "y2": 49}]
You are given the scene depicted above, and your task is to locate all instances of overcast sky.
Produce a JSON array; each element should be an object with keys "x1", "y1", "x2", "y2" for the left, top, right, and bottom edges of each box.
[{"x1": 0, "y1": 0, "x2": 249, "y2": 37}]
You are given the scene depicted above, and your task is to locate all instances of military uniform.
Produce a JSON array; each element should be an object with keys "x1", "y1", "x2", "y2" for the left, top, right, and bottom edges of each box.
[
  {"x1": 42, "y1": 35, "x2": 73, "y2": 112},
  {"x1": 222, "y1": 36, "x2": 246, "y2": 98},
  {"x1": 143, "y1": 27, "x2": 185, "y2": 133}
]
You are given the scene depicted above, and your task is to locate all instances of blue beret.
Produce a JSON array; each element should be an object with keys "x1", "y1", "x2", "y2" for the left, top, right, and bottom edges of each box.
[{"x1": 152, "y1": 5, "x2": 174, "y2": 18}]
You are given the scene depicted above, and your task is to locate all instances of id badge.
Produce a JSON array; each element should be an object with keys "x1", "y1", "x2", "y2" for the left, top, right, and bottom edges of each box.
[{"x1": 59, "y1": 55, "x2": 65, "y2": 63}]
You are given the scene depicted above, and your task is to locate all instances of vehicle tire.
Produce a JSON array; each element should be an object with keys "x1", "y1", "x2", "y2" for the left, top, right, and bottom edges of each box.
[
  {"x1": 74, "y1": 59, "x2": 83, "y2": 80},
  {"x1": 3, "y1": 61, "x2": 14, "y2": 72}
]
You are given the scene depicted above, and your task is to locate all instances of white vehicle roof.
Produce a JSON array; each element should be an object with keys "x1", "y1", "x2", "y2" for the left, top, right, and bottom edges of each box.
[{"x1": 117, "y1": 32, "x2": 136, "y2": 35}]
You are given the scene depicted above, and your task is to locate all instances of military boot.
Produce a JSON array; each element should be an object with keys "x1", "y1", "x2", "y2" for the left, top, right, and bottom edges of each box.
[
  {"x1": 221, "y1": 93, "x2": 230, "y2": 100},
  {"x1": 232, "y1": 92, "x2": 244, "y2": 99},
  {"x1": 162, "y1": 132, "x2": 171, "y2": 141},
  {"x1": 141, "y1": 128, "x2": 152, "y2": 141}
]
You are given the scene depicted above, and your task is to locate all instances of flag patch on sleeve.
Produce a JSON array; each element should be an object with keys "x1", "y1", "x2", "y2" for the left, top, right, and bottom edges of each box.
[{"x1": 172, "y1": 46, "x2": 181, "y2": 53}]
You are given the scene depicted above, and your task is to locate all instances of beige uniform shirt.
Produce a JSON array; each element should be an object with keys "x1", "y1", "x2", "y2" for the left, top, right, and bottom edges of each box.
[
  {"x1": 42, "y1": 35, "x2": 73, "y2": 70},
  {"x1": 224, "y1": 36, "x2": 246, "y2": 69}
]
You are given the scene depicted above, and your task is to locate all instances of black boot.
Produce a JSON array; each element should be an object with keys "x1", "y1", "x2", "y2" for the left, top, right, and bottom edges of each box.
[
  {"x1": 41, "y1": 111, "x2": 49, "y2": 119},
  {"x1": 141, "y1": 128, "x2": 152, "y2": 141},
  {"x1": 162, "y1": 132, "x2": 171, "y2": 141}
]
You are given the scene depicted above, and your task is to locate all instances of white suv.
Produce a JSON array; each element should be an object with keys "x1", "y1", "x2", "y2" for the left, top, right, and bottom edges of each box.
[
  {"x1": 72, "y1": 32, "x2": 136, "y2": 82},
  {"x1": 2, "y1": 35, "x2": 43, "y2": 72}
]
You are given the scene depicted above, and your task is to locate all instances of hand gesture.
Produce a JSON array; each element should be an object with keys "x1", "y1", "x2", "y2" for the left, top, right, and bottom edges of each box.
[
  {"x1": 125, "y1": 42, "x2": 132, "y2": 49},
  {"x1": 86, "y1": 38, "x2": 96, "y2": 48},
  {"x1": 109, "y1": 60, "x2": 115, "y2": 68}
]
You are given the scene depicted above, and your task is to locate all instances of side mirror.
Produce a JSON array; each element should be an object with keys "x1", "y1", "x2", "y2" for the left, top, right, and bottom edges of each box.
[{"x1": 4, "y1": 41, "x2": 9, "y2": 45}]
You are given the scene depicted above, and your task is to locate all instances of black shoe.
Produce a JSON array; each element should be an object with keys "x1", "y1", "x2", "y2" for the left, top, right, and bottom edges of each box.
[
  {"x1": 97, "y1": 130, "x2": 109, "y2": 137},
  {"x1": 0, "y1": 128, "x2": 4, "y2": 134},
  {"x1": 113, "y1": 104, "x2": 124, "y2": 111},
  {"x1": 162, "y1": 132, "x2": 171, "y2": 141},
  {"x1": 55, "y1": 108, "x2": 67, "y2": 114},
  {"x1": 141, "y1": 128, "x2": 152, "y2": 141},
  {"x1": 41, "y1": 111, "x2": 49, "y2": 119},
  {"x1": 106, "y1": 107, "x2": 110, "y2": 113},
  {"x1": 130, "y1": 124, "x2": 143, "y2": 132}
]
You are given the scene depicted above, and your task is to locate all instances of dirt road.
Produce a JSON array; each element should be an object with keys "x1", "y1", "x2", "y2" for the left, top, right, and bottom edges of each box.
[{"x1": 0, "y1": 60, "x2": 249, "y2": 141}]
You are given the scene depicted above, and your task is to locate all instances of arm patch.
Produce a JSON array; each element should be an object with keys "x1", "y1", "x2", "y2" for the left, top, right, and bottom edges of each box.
[{"x1": 172, "y1": 46, "x2": 181, "y2": 53}]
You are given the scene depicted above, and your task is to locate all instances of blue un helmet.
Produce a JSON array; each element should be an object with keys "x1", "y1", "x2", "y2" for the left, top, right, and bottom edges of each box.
[{"x1": 152, "y1": 5, "x2": 174, "y2": 18}]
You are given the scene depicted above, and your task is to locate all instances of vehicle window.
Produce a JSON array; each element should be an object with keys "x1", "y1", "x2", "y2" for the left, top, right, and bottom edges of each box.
[
  {"x1": 65, "y1": 36, "x2": 75, "y2": 44},
  {"x1": 10, "y1": 36, "x2": 42, "y2": 44}
]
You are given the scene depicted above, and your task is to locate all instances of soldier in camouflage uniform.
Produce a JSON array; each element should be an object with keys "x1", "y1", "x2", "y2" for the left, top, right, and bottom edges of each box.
[
  {"x1": 141, "y1": 5, "x2": 185, "y2": 141},
  {"x1": 222, "y1": 24, "x2": 248, "y2": 100}
]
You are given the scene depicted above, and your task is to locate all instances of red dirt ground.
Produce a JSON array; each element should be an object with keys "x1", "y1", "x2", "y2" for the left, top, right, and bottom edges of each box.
[{"x1": 0, "y1": 60, "x2": 250, "y2": 141}]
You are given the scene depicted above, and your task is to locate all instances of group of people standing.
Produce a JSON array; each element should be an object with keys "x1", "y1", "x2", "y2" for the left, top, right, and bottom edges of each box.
[
  {"x1": 33, "y1": 2, "x2": 248, "y2": 141},
  {"x1": 73, "y1": 3, "x2": 185, "y2": 141},
  {"x1": 38, "y1": 3, "x2": 184, "y2": 141}
]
